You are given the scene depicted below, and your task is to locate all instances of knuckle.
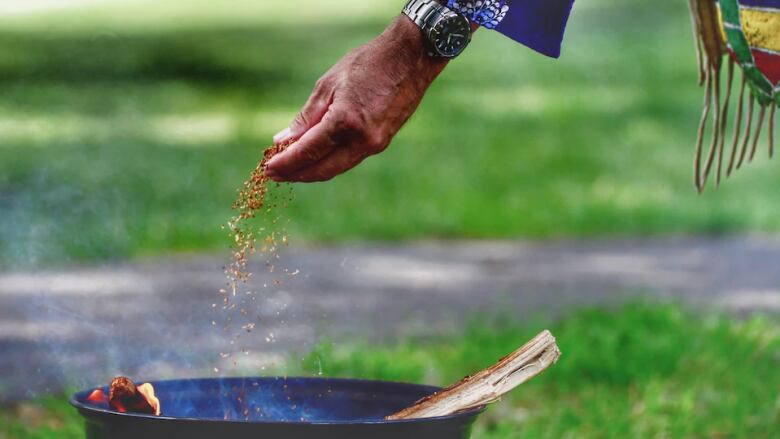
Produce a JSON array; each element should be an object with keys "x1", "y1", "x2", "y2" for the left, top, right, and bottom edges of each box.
[
  {"x1": 292, "y1": 111, "x2": 309, "y2": 129},
  {"x1": 314, "y1": 76, "x2": 331, "y2": 91},
  {"x1": 364, "y1": 132, "x2": 385, "y2": 151},
  {"x1": 333, "y1": 112, "x2": 364, "y2": 134},
  {"x1": 315, "y1": 74, "x2": 340, "y2": 97}
]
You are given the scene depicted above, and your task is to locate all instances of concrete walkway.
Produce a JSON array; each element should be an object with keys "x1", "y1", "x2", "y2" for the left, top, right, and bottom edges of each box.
[{"x1": 1, "y1": 236, "x2": 780, "y2": 401}]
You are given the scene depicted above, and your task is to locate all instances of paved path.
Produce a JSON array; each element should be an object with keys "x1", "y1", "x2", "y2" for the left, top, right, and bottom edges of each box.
[{"x1": 2, "y1": 236, "x2": 780, "y2": 402}]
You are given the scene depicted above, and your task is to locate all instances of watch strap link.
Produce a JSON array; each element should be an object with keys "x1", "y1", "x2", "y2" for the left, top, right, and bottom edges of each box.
[{"x1": 403, "y1": 0, "x2": 446, "y2": 29}]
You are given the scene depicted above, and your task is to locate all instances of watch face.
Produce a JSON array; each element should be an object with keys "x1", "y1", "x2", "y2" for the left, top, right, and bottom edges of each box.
[{"x1": 430, "y1": 15, "x2": 471, "y2": 58}]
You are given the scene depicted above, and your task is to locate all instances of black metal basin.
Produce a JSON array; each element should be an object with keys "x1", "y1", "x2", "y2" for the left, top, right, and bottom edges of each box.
[{"x1": 70, "y1": 377, "x2": 485, "y2": 439}]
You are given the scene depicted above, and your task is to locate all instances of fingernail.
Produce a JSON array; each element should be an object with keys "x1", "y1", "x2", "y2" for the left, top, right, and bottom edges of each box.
[{"x1": 273, "y1": 127, "x2": 291, "y2": 144}]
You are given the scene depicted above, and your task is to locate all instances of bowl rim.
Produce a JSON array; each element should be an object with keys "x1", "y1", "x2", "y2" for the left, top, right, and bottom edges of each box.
[{"x1": 69, "y1": 376, "x2": 487, "y2": 426}]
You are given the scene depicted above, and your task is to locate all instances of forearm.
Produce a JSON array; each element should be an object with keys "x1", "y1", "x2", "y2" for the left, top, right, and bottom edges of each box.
[{"x1": 377, "y1": 15, "x2": 450, "y2": 89}]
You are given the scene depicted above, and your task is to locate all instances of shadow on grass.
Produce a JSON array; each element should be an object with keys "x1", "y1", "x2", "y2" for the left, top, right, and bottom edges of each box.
[{"x1": 0, "y1": 23, "x2": 383, "y2": 86}]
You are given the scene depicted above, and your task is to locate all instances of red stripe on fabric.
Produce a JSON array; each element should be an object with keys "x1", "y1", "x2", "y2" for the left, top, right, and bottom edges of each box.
[
  {"x1": 752, "y1": 49, "x2": 780, "y2": 85},
  {"x1": 727, "y1": 47, "x2": 740, "y2": 63}
]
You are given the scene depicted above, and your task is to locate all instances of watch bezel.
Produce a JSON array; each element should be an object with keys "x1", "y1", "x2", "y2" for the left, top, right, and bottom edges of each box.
[{"x1": 427, "y1": 13, "x2": 471, "y2": 59}]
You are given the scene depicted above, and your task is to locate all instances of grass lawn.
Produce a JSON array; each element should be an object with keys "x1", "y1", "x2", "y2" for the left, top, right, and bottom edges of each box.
[
  {"x1": 2, "y1": 302, "x2": 779, "y2": 438},
  {"x1": 0, "y1": 0, "x2": 779, "y2": 267}
]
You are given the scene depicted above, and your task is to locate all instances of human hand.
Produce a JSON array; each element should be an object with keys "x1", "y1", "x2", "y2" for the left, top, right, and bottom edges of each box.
[{"x1": 265, "y1": 16, "x2": 449, "y2": 182}]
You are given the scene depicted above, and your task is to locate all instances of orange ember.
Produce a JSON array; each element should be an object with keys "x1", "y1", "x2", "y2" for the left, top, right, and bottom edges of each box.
[
  {"x1": 87, "y1": 389, "x2": 107, "y2": 404},
  {"x1": 86, "y1": 377, "x2": 161, "y2": 416}
]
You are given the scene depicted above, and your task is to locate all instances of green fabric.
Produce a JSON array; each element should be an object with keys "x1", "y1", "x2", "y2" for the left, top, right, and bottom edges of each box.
[{"x1": 719, "y1": 0, "x2": 776, "y2": 104}]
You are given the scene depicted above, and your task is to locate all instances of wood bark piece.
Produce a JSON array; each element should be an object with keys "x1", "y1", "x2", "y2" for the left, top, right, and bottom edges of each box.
[
  {"x1": 108, "y1": 377, "x2": 161, "y2": 416},
  {"x1": 387, "y1": 330, "x2": 561, "y2": 420}
]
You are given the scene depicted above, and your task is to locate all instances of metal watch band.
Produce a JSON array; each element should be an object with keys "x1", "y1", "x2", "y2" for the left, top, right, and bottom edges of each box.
[{"x1": 402, "y1": 0, "x2": 447, "y2": 30}]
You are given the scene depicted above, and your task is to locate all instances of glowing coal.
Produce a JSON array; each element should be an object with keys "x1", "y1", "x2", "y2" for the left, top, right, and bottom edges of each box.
[{"x1": 87, "y1": 376, "x2": 161, "y2": 416}]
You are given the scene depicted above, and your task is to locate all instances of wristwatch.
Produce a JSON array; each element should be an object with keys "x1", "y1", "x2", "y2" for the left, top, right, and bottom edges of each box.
[{"x1": 402, "y1": 0, "x2": 472, "y2": 59}]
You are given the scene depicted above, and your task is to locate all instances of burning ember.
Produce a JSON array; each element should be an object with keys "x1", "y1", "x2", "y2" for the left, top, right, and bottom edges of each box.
[{"x1": 87, "y1": 377, "x2": 161, "y2": 416}]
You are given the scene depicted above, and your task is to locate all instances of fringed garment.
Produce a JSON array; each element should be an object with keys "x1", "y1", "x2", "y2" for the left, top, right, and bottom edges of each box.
[{"x1": 690, "y1": 0, "x2": 780, "y2": 191}]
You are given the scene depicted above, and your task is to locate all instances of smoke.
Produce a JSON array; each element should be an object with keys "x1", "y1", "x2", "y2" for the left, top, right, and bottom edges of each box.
[
  {"x1": 0, "y1": 162, "x2": 133, "y2": 270},
  {"x1": 0, "y1": 159, "x2": 303, "y2": 410},
  {"x1": 0, "y1": 162, "x2": 202, "y2": 401}
]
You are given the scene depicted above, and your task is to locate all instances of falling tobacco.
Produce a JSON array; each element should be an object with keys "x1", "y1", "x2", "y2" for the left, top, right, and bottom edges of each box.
[
  {"x1": 225, "y1": 142, "x2": 292, "y2": 288},
  {"x1": 216, "y1": 141, "x2": 294, "y2": 373}
]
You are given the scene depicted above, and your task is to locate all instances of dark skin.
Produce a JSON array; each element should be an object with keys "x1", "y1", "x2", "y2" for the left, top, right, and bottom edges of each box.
[{"x1": 265, "y1": 15, "x2": 450, "y2": 183}]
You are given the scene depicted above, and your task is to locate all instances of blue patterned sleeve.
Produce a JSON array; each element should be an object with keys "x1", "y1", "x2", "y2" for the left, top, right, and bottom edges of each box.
[{"x1": 447, "y1": 0, "x2": 575, "y2": 58}]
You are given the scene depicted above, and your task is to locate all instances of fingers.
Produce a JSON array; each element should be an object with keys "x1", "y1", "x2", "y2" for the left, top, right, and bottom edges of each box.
[
  {"x1": 274, "y1": 79, "x2": 333, "y2": 146},
  {"x1": 283, "y1": 147, "x2": 366, "y2": 183},
  {"x1": 266, "y1": 101, "x2": 384, "y2": 182},
  {"x1": 273, "y1": 127, "x2": 291, "y2": 145},
  {"x1": 265, "y1": 110, "x2": 342, "y2": 179}
]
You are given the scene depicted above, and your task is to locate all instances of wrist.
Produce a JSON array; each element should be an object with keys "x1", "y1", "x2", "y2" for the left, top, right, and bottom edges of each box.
[
  {"x1": 380, "y1": 15, "x2": 449, "y2": 82},
  {"x1": 398, "y1": 0, "x2": 475, "y2": 61}
]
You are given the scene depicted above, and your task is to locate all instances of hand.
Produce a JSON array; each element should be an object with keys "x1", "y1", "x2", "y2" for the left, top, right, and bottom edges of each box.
[{"x1": 265, "y1": 16, "x2": 449, "y2": 182}]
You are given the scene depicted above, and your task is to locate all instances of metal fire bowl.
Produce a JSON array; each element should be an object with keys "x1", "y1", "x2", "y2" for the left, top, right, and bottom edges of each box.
[{"x1": 70, "y1": 377, "x2": 485, "y2": 439}]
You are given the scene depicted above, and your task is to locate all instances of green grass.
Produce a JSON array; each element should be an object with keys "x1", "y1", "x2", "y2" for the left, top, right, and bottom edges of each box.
[
  {"x1": 0, "y1": 395, "x2": 82, "y2": 439},
  {"x1": 3, "y1": 302, "x2": 779, "y2": 438},
  {"x1": 2, "y1": 0, "x2": 780, "y2": 267}
]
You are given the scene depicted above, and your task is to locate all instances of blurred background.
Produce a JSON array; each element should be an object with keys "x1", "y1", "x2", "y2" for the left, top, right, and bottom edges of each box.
[{"x1": 1, "y1": 0, "x2": 779, "y2": 437}]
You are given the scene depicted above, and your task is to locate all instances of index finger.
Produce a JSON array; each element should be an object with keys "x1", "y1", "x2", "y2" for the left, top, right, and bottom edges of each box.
[{"x1": 265, "y1": 109, "x2": 343, "y2": 178}]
